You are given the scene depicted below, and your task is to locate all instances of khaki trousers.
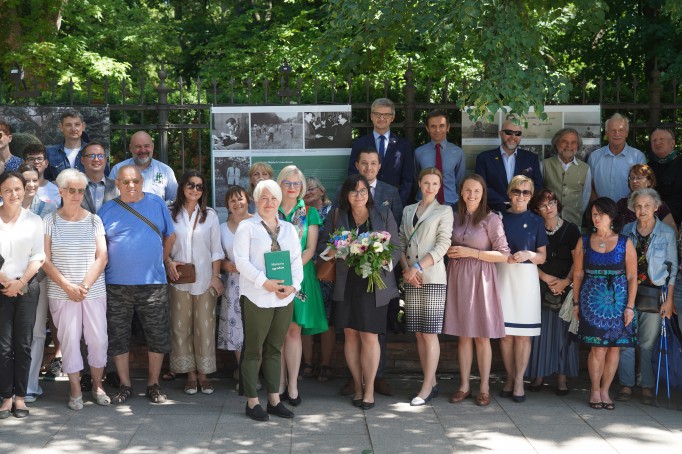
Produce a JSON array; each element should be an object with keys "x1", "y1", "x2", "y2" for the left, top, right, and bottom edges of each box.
[{"x1": 169, "y1": 286, "x2": 217, "y2": 374}]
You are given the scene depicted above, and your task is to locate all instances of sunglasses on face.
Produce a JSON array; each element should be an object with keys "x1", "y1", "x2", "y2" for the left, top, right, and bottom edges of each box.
[
  {"x1": 510, "y1": 189, "x2": 532, "y2": 197},
  {"x1": 186, "y1": 182, "x2": 204, "y2": 191},
  {"x1": 502, "y1": 129, "x2": 523, "y2": 137},
  {"x1": 65, "y1": 188, "x2": 86, "y2": 195},
  {"x1": 119, "y1": 178, "x2": 142, "y2": 185},
  {"x1": 83, "y1": 154, "x2": 106, "y2": 161}
]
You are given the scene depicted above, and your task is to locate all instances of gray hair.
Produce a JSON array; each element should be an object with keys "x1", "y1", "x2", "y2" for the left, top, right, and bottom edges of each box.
[
  {"x1": 276, "y1": 165, "x2": 306, "y2": 199},
  {"x1": 628, "y1": 188, "x2": 662, "y2": 211},
  {"x1": 116, "y1": 164, "x2": 143, "y2": 180},
  {"x1": 306, "y1": 176, "x2": 331, "y2": 205},
  {"x1": 56, "y1": 168, "x2": 87, "y2": 189},
  {"x1": 253, "y1": 179, "x2": 282, "y2": 204},
  {"x1": 371, "y1": 98, "x2": 395, "y2": 115},
  {"x1": 551, "y1": 128, "x2": 583, "y2": 150},
  {"x1": 605, "y1": 113, "x2": 630, "y2": 131}
]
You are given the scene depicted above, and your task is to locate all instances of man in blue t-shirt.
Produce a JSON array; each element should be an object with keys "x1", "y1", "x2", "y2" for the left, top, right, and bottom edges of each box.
[{"x1": 99, "y1": 165, "x2": 175, "y2": 405}]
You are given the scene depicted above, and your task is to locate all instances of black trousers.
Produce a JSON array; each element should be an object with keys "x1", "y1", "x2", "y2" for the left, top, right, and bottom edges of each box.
[{"x1": 0, "y1": 280, "x2": 39, "y2": 398}]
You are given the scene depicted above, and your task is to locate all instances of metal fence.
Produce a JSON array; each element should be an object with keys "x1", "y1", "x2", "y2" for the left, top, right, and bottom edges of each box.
[{"x1": 2, "y1": 63, "x2": 682, "y2": 175}]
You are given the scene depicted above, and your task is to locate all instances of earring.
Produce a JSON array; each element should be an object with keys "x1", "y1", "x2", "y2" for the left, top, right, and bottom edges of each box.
[
  {"x1": 610, "y1": 224, "x2": 614, "y2": 230},
  {"x1": 591, "y1": 227, "x2": 597, "y2": 233}
]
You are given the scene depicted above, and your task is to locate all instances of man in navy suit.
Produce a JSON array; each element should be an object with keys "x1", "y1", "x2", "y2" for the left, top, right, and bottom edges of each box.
[
  {"x1": 348, "y1": 98, "x2": 414, "y2": 206},
  {"x1": 475, "y1": 118, "x2": 543, "y2": 212}
]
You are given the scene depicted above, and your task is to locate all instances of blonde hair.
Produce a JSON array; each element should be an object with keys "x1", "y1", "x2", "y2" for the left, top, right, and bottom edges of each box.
[
  {"x1": 507, "y1": 175, "x2": 534, "y2": 197},
  {"x1": 276, "y1": 165, "x2": 307, "y2": 200}
]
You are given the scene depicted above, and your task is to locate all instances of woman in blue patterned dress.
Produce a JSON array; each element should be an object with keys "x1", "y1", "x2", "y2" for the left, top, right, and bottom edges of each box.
[{"x1": 573, "y1": 197, "x2": 638, "y2": 410}]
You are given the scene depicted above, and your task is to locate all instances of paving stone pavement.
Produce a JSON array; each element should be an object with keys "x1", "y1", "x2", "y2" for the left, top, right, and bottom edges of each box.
[{"x1": 1, "y1": 374, "x2": 682, "y2": 453}]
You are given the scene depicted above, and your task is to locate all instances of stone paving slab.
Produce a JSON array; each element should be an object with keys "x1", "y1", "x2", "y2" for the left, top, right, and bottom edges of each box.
[{"x1": 1, "y1": 375, "x2": 682, "y2": 453}]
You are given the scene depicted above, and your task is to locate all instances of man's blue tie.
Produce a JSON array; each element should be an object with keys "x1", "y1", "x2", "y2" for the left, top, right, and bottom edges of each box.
[{"x1": 378, "y1": 135, "x2": 386, "y2": 160}]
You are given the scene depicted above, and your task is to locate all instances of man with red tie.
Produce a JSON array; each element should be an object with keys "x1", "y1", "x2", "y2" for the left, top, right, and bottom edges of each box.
[{"x1": 414, "y1": 110, "x2": 466, "y2": 208}]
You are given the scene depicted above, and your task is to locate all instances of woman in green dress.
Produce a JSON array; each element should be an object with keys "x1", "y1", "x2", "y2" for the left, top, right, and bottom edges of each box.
[{"x1": 276, "y1": 165, "x2": 328, "y2": 406}]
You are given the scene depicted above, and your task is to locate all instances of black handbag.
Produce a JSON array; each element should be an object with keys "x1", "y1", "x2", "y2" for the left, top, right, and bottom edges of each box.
[
  {"x1": 635, "y1": 285, "x2": 661, "y2": 313},
  {"x1": 542, "y1": 290, "x2": 565, "y2": 312}
]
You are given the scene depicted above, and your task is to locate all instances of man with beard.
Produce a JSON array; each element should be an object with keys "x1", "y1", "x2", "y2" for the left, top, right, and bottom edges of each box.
[
  {"x1": 110, "y1": 131, "x2": 178, "y2": 201},
  {"x1": 542, "y1": 128, "x2": 592, "y2": 226},
  {"x1": 475, "y1": 118, "x2": 543, "y2": 212}
]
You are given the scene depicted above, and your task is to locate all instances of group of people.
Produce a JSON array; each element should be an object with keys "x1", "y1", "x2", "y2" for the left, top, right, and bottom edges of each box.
[{"x1": 1, "y1": 100, "x2": 682, "y2": 423}]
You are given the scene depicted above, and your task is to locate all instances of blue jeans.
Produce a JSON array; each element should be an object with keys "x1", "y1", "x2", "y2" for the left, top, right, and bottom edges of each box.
[{"x1": 617, "y1": 311, "x2": 661, "y2": 389}]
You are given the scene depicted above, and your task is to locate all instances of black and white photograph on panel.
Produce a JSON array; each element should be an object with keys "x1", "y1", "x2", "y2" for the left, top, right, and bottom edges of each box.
[
  {"x1": 303, "y1": 111, "x2": 352, "y2": 149},
  {"x1": 250, "y1": 111, "x2": 302, "y2": 150},
  {"x1": 212, "y1": 112, "x2": 249, "y2": 150},
  {"x1": 213, "y1": 156, "x2": 250, "y2": 209}
]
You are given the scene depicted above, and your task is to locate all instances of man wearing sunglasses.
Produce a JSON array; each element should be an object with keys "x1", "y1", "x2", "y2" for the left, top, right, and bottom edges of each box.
[
  {"x1": 587, "y1": 113, "x2": 645, "y2": 202},
  {"x1": 475, "y1": 118, "x2": 543, "y2": 212},
  {"x1": 80, "y1": 142, "x2": 119, "y2": 214},
  {"x1": 109, "y1": 131, "x2": 178, "y2": 202},
  {"x1": 348, "y1": 98, "x2": 414, "y2": 206},
  {"x1": 0, "y1": 120, "x2": 23, "y2": 172}
]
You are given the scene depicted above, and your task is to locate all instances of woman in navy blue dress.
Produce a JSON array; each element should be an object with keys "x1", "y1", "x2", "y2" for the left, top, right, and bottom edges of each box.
[{"x1": 573, "y1": 198, "x2": 637, "y2": 410}]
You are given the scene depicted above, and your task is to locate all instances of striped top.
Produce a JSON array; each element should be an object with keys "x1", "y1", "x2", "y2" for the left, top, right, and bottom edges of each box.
[{"x1": 44, "y1": 212, "x2": 106, "y2": 300}]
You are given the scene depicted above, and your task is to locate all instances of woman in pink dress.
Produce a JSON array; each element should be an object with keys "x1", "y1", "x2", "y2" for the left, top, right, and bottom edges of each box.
[{"x1": 443, "y1": 174, "x2": 510, "y2": 407}]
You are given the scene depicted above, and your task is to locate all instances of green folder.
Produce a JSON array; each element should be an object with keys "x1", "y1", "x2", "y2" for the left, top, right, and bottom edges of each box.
[{"x1": 264, "y1": 250, "x2": 293, "y2": 286}]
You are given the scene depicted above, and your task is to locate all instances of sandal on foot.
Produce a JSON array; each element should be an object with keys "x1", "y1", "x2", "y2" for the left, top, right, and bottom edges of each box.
[
  {"x1": 146, "y1": 384, "x2": 167, "y2": 403},
  {"x1": 200, "y1": 383, "x2": 215, "y2": 395},
  {"x1": 318, "y1": 365, "x2": 332, "y2": 382},
  {"x1": 602, "y1": 402, "x2": 615, "y2": 410},
  {"x1": 184, "y1": 381, "x2": 198, "y2": 395},
  {"x1": 299, "y1": 363, "x2": 315, "y2": 379},
  {"x1": 68, "y1": 395, "x2": 84, "y2": 411},
  {"x1": 589, "y1": 401, "x2": 603, "y2": 410},
  {"x1": 92, "y1": 390, "x2": 111, "y2": 406},
  {"x1": 161, "y1": 372, "x2": 176, "y2": 381},
  {"x1": 111, "y1": 385, "x2": 133, "y2": 404}
]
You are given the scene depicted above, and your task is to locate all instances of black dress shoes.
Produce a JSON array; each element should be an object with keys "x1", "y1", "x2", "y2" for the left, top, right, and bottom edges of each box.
[
  {"x1": 361, "y1": 401, "x2": 375, "y2": 410},
  {"x1": 245, "y1": 403, "x2": 269, "y2": 421},
  {"x1": 13, "y1": 407, "x2": 29, "y2": 418},
  {"x1": 267, "y1": 402, "x2": 294, "y2": 419}
]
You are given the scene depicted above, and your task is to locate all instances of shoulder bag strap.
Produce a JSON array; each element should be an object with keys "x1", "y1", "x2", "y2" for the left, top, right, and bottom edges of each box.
[{"x1": 114, "y1": 197, "x2": 162, "y2": 240}]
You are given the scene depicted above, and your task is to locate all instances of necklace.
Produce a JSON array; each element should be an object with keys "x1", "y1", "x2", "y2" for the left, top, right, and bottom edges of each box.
[{"x1": 545, "y1": 217, "x2": 563, "y2": 236}]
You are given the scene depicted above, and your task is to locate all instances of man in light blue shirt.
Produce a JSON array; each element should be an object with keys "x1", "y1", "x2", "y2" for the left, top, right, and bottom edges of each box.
[
  {"x1": 414, "y1": 110, "x2": 465, "y2": 207},
  {"x1": 110, "y1": 131, "x2": 178, "y2": 201},
  {"x1": 587, "y1": 113, "x2": 645, "y2": 202}
]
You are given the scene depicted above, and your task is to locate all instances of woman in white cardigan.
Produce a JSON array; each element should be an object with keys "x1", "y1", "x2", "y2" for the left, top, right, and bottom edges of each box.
[{"x1": 399, "y1": 168, "x2": 453, "y2": 406}]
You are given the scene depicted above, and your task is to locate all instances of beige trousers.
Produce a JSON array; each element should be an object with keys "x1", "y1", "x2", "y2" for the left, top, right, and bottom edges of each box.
[{"x1": 169, "y1": 286, "x2": 217, "y2": 374}]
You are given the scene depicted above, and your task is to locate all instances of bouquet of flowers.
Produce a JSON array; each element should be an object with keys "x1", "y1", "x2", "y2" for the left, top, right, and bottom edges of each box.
[{"x1": 320, "y1": 229, "x2": 395, "y2": 292}]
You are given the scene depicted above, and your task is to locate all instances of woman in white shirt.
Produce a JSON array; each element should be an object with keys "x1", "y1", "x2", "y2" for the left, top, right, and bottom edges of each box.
[
  {"x1": 42, "y1": 169, "x2": 109, "y2": 411},
  {"x1": 233, "y1": 180, "x2": 303, "y2": 422},
  {"x1": 166, "y1": 170, "x2": 224, "y2": 396},
  {"x1": 0, "y1": 172, "x2": 45, "y2": 419}
]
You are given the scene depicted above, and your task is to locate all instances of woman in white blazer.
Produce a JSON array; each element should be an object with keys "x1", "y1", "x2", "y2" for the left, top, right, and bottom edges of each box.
[{"x1": 399, "y1": 168, "x2": 454, "y2": 406}]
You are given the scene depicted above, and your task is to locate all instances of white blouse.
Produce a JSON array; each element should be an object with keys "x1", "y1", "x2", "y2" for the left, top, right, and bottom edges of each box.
[
  {"x1": 233, "y1": 214, "x2": 303, "y2": 308},
  {"x1": 0, "y1": 208, "x2": 45, "y2": 280},
  {"x1": 169, "y1": 206, "x2": 225, "y2": 295}
]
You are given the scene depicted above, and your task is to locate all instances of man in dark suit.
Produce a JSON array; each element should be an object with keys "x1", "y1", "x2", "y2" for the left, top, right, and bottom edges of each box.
[
  {"x1": 348, "y1": 98, "x2": 414, "y2": 206},
  {"x1": 80, "y1": 142, "x2": 119, "y2": 214},
  {"x1": 475, "y1": 118, "x2": 543, "y2": 212}
]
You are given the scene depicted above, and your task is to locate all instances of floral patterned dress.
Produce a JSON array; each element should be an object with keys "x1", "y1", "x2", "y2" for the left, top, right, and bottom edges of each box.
[
  {"x1": 217, "y1": 223, "x2": 242, "y2": 351},
  {"x1": 577, "y1": 234, "x2": 637, "y2": 347}
]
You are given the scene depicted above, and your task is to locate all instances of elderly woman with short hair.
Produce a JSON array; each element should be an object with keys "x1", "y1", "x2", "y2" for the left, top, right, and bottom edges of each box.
[
  {"x1": 233, "y1": 180, "x2": 303, "y2": 422},
  {"x1": 42, "y1": 169, "x2": 109, "y2": 410},
  {"x1": 616, "y1": 188, "x2": 677, "y2": 405}
]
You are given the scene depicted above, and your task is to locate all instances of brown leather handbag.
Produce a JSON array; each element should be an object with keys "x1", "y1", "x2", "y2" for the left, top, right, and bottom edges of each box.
[
  {"x1": 316, "y1": 209, "x2": 338, "y2": 282},
  {"x1": 172, "y1": 263, "x2": 197, "y2": 284}
]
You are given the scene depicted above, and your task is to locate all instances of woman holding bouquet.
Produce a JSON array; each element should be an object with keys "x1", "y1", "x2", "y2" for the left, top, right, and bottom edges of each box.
[
  {"x1": 399, "y1": 168, "x2": 453, "y2": 406},
  {"x1": 322, "y1": 174, "x2": 401, "y2": 410}
]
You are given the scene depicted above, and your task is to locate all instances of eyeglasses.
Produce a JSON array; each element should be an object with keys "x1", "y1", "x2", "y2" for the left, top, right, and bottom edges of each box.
[
  {"x1": 510, "y1": 188, "x2": 532, "y2": 197},
  {"x1": 186, "y1": 182, "x2": 204, "y2": 191},
  {"x1": 306, "y1": 186, "x2": 319, "y2": 192},
  {"x1": 25, "y1": 156, "x2": 45, "y2": 163},
  {"x1": 119, "y1": 178, "x2": 142, "y2": 185},
  {"x1": 628, "y1": 176, "x2": 648, "y2": 182},
  {"x1": 349, "y1": 188, "x2": 369, "y2": 197},
  {"x1": 502, "y1": 129, "x2": 523, "y2": 137},
  {"x1": 83, "y1": 154, "x2": 106, "y2": 161},
  {"x1": 282, "y1": 181, "x2": 303, "y2": 188},
  {"x1": 65, "y1": 188, "x2": 86, "y2": 195},
  {"x1": 371, "y1": 112, "x2": 394, "y2": 120},
  {"x1": 0, "y1": 132, "x2": 4, "y2": 139},
  {"x1": 537, "y1": 200, "x2": 557, "y2": 211}
]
